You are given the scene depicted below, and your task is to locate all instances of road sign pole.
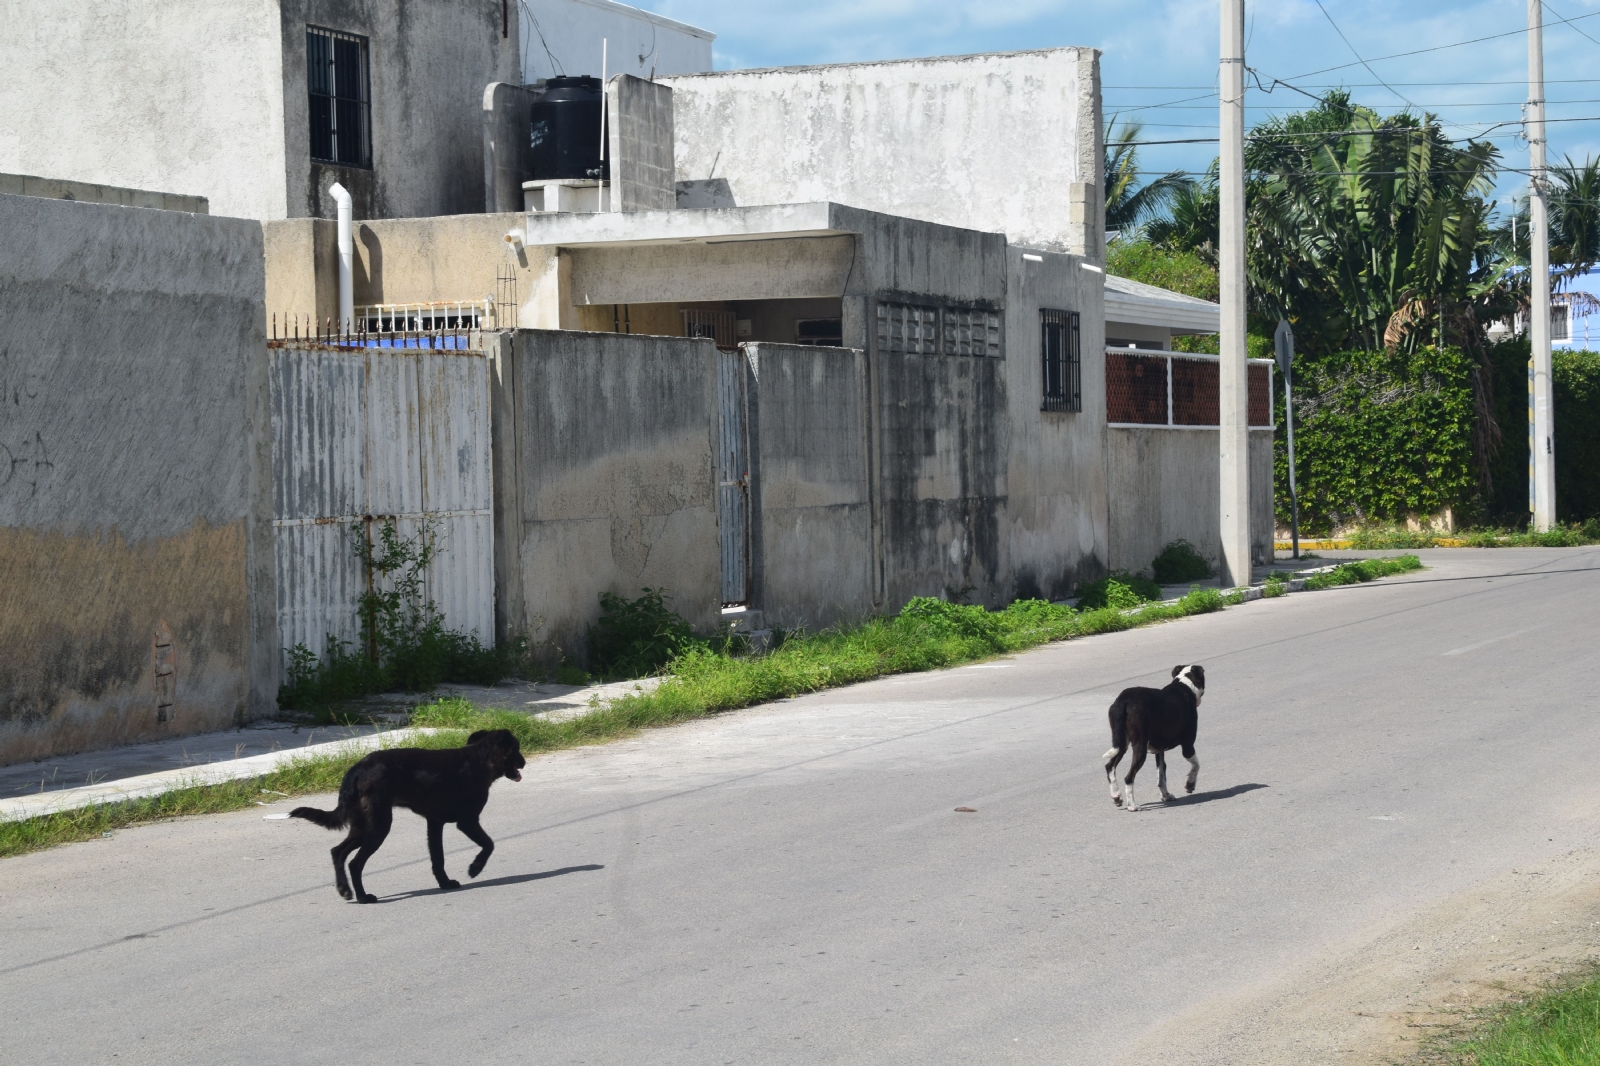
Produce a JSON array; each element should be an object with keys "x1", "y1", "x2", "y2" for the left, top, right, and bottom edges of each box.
[{"x1": 1275, "y1": 319, "x2": 1299, "y2": 560}]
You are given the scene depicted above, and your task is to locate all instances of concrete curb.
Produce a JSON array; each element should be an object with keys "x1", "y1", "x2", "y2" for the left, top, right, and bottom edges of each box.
[{"x1": 0, "y1": 727, "x2": 439, "y2": 824}]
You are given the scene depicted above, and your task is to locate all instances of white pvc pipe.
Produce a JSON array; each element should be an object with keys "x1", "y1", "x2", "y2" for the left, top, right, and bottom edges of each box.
[{"x1": 330, "y1": 182, "x2": 353, "y2": 335}]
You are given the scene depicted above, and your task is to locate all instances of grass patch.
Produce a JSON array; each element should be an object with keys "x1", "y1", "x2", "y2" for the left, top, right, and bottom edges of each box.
[
  {"x1": 0, "y1": 730, "x2": 470, "y2": 861},
  {"x1": 1074, "y1": 571, "x2": 1164, "y2": 609},
  {"x1": 1303, "y1": 553, "x2": 1424, "y2": 589},
  {"x1": 1345, "y1": 522, "x2": 1600, "y2": 550},
  {"x1": 1422, "y1": 969, "x2": 1600, "y2": 1065}
]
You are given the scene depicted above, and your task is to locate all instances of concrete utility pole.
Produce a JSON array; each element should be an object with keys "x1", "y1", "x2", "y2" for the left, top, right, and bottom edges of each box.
[
  {"x1": 1528, "y1": 0, "x2": 1557, "y2": 530},
  {"x1": 1219, "y1": 0, "x2": 1252, "y2": 584}
]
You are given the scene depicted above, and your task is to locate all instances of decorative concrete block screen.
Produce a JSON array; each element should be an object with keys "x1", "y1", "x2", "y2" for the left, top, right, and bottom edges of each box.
[
  {"x1": 1106, "y1": 348, "x2": 1273, "y2": 428},
  {"x1": 876, "y1": 301, "x2": 1001, "y2": 357}
]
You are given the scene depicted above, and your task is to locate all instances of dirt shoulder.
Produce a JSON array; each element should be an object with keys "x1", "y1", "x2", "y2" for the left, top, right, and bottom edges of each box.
[{"x1": 1118, "y1": 845, "x2": 1600, "y2": 1065}]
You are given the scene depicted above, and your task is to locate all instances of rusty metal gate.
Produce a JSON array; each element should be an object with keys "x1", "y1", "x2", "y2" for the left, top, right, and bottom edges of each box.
[
  {"x1": 270, "y1": 338, "x2": 494, "y2": 680},
  {"x1": 717, "y1": 348, "x2": 751, "y2": 606}
]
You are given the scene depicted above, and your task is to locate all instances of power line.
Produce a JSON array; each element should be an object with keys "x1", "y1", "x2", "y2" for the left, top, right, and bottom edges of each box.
[
  {"x1": 1288, "y1": 10, "x2": 1600, "y2": 79},
  {"x1": 1542, "y1": 0, "x2": 1600, "y2": 50},
  {"x1": 1311, "y1": 0, "x2": 1420, "y2": 109}
]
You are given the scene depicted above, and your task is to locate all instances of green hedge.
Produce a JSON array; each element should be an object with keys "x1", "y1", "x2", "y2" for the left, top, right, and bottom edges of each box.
[
  {"x1": 1484, "y1": 340, "x2": 1600, "y2": 524},
  {"x1": 1275, "y1": 346, "x2": 1476, "y2": 534}
]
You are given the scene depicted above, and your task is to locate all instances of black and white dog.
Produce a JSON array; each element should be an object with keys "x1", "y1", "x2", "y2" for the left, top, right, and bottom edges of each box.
[{"x1": 1103, "y1": 664, "x2": 1205, "y2": 811}]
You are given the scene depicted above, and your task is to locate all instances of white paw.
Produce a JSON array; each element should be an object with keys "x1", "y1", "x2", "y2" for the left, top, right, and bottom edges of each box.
[{"x1": 1125, "y1": 800, "x2": 1139, "y2": 812}]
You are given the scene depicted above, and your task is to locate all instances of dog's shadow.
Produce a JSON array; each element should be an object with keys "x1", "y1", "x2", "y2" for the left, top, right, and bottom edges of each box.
[
  {"x1": 379, "y1": 863, "x2": 604, "y2": 902},
  {"x1": 1153, "y1": 782, "x2": 1269, "y2": 808}
]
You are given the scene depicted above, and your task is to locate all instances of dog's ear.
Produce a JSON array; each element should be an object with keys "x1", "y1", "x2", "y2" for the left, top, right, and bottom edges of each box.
[
  {"x1": 467, "y1": 730, "x2": 489, "y2": 745},
  {"x1": 1172, "y1": 665, "x2": 1185, "y2": 678}
]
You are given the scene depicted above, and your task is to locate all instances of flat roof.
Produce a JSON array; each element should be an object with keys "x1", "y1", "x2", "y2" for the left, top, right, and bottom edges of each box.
[
  {"x1": 522, "y1": 202, "x2": 855, "y2": 249},
  {"x1": 1105, "y1": 273, "x2": 1220, "y2": 335}
]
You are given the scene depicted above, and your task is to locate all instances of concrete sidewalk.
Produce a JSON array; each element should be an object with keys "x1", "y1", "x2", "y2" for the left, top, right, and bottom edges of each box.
[{"x1": 0, "y1": 675, "x2": 661, "y2": 823}]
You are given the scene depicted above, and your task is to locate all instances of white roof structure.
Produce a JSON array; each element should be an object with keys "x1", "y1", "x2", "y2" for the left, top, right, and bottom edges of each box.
[{"x1": 1104, "y1": 273, "x2": 1220, "y2": 335}]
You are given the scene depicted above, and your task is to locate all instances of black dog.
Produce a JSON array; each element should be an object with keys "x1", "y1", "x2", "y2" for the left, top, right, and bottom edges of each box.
[
  {"x1": 1102, "y1": 665, "x2": 1205, "y2": 811},
  {"x1": 291, "y1": 729, "x2": 526, "y2": 902}
]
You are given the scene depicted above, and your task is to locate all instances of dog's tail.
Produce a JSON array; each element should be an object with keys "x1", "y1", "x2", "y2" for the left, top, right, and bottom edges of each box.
[
  {"x1": 288, "y1": 804, "x2": 347, "y2": 829},
  {"x1": 288, "y1": 764, "x2": 358, "y2": 830},
  {"x1": 1104, "y1": 695, "x2": 1129, "y2": 762}
]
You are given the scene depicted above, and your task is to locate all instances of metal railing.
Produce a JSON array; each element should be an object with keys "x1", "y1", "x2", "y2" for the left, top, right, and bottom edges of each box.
[{"x1": 1104, "y1": 347, "x2": 1274, "y2": 429}]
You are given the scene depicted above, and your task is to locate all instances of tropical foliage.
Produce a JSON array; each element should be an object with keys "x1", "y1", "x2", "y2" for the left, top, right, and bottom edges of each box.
[{"x1": 1104, "y1": 117, "x2": 1193, "y2": 235}]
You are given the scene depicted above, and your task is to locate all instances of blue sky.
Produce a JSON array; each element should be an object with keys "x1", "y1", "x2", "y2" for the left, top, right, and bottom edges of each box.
[{"x1": 648, "y1": 0, "x2": 1600, "y2": 201}]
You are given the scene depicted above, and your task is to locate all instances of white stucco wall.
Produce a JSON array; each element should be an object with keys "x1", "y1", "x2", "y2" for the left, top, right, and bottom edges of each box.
[
  {"x1": 519, "y1": 0, "x2": 713, "y2": 84},
  {"x1": 0, "y1": 0, "x2": 287, "y2": 219},
  {"x1": 662, "y1": 48, "x2": 1101, "y2": 253}
]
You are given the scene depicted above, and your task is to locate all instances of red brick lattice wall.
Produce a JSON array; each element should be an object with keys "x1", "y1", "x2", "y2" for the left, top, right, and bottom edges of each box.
[
  {"x1": 1105, "y1": 352, "x2": 1168, "y2": 424},
  {"x1": 1172, "y1": 357, "x2": 1219, "y2": 425}
]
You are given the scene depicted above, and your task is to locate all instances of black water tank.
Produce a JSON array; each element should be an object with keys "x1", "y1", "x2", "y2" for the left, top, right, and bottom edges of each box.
[{"x1": 528, "y1": 76, "x2": 608, "y2": 181}]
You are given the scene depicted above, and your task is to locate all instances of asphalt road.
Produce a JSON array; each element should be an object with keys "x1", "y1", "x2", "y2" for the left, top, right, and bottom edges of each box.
[{"x1": 3, "y1": 548, "x2": 1598, "y2": 1065}]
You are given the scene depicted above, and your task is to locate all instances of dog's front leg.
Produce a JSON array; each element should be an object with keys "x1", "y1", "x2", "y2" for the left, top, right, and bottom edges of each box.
[
  {"x1": 1183, "y1": 743, "x2": 1199, "y2": 794},
  {"x1": 427, "y1": 819, "x2": 461, "y2": 890},
  {"x1": 458, "y1": 817, "x2": 495, "y2": 879},
  {"x1": 1155, "y1": 751, "x2": 1174, "y2": 803}
]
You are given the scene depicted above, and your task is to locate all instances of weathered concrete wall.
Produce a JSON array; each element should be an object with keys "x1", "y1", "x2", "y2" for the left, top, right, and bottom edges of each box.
[
  {"x1": 663, "y1": 48, "x2": 1103, "y2": 253},
  {"x1": 494, "y1": 329, "x2": 721, "y2": 662},
  {"x1": 1002, "y1": 247, "x2": 1111, "y2": 601},
  {"x1": 1105, "y1": 429, "x2": 1276, "y2": 576},
  {"x1": 607, "y1": 76, "x2": 676, "y2": 212},
  {"x1": 518, "y1": 0, "x2": 713, "y2": 85},
  {"x1": 0, "y1": 0, "x2": 286, "y2": 219},
  {"x1": 568, "y1": 236, "x2": 854, "y2": 305},
  {"x1": 262, "y1": 212, "x2": 552, "y2": 328},
  {"x1": 0, "y1": 172, "x2": 209, "y2": 214},
  {"x1": 0, "y1": 195, "x2": 274, "y2": 765},
  {"x1": 281, "y1": 0, "x2": 521, "y2": 221},
  {"x1": 744, "y1": 343, "x2": 874, "y2": 629},
  {"x1": 483, "y1": 82, "x2": 538, "y2": 214}
]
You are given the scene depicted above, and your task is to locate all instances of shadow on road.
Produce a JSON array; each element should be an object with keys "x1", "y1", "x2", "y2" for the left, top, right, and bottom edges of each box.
[
  {"x1": 1158, "y1": 782, "x2": 1269, "y2": 808},
  {"x1": 381, "y1": 863, "x2": 605, "y2": 902}
]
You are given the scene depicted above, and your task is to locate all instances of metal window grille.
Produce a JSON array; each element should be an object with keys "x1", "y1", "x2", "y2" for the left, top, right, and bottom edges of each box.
[
  {"x1": 308, "y1": 27, "x2": 372, "y2": 168},
  {"x1": 682, "y1": 309, "x2": 738, "y2": 351},
  {"x1": 1105, "y1": 346, "x2": 1275, "y2": 428},
  {"x1": 1040, "y1": 309, "x2": 1081, "y2": 412}
]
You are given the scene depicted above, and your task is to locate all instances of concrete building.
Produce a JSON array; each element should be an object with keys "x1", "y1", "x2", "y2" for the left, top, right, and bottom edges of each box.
[
  {"x1": 0, "y1": 0, "x2": 522, "y2": 221},
  {"x1": 0, "y1": 194, "x2": 276, "y2": 764},
  {"x1": 0, "y1": 0, "x2": 714, "y2": 224},
  {"x1": 518, "y1": 0, "x2": 714, "y2": 84}
]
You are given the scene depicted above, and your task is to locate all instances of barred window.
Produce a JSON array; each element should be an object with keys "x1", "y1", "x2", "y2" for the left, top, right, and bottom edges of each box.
[
  {"x1": 308, "y1": 27, "x2": 372, "y2": 168},
  {"x1": 1041, "y1": 309, "x2": 1081, "y2": 412}
]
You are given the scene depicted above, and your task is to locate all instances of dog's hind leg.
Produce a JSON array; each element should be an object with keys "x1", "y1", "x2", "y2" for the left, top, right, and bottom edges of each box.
[
  {"x1": 1183, "y1": 742, "x2": 1200, "y2": 794},
  {"x1": 346, "y1": 805, "x2": 391, "y2": 904},
  {"x1": 1155, "y1": 751, "x2": 1174, "y2": 803},
  {"x1": 1123, "y1": 745, "x2": 1148, "y2": 811},
  {"x1": 427, "y1": 819, "x2": 460, "y2": 891},
  {"x1": 458, "y1": 817, "x2": 494, "y2": 879},
  {"x1": 330, "y1": 827, "x2": 362, "y2": 901},
  {"x1": 1103, "y1": 746, "x2": 1126, "y2": 805}
]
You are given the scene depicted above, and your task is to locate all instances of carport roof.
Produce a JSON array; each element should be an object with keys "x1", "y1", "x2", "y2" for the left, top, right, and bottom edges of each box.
[{"x1": 522, "y1": 202, "x2": 858, "y2": 249}]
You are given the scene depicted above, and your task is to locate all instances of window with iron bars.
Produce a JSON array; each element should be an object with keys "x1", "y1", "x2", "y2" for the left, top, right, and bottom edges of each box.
[
  {"x1": 1041, "y1": 309, "x2": 1081, "y2": 412},
  {"x1": 308, "y1": 27, "x2": 372, "y2": 168}
]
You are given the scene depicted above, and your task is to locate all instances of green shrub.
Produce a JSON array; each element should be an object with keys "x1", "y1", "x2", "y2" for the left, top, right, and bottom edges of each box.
[
  {"x1": 1485, "y1": 341, "x2": 1600, "y2": 524},
  {"x1": 1278, "y1": 346, "x2": 1476, "y2": 534},
  {"x1": 1074, "y1": 570, "x2": 1163, "y2": 609},
  {"x1": 1151, "y1": 539, "x2": 1213, "y2": 583},
  {"x1": 1302, "y1": 554, "x2": 1423, "y2": 590},
  {"x1": 586, "y1": 588, "x2": 698, "y2": 679}
]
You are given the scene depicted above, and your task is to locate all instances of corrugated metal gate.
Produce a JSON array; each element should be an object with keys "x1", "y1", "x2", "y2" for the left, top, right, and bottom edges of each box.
[
  {"x1": 717, "y1": 348, "x2": 751, "y2": 606},
  {"x1": 270, "y1": 339, "x2": 494, "y2": 679}
]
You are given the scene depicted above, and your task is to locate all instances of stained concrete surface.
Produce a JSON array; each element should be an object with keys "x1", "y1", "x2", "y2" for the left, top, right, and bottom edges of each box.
[{"x1": 1, "y1": 548, "x2": 1597, "y2": 1065}]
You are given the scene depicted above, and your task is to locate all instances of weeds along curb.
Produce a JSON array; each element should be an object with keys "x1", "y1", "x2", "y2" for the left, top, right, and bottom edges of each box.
[{"x1": 0, "y1": 557, "x2": 1424, "y2": 860}]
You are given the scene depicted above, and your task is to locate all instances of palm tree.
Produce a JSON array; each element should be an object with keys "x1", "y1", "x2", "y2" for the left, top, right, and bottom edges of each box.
[
  {"x1": 1104, "y1": 116, "x2": 1195, "y2": 236},
  {"x1": 1549, "y1": 155, "x2": 1600, "y2": 280}
]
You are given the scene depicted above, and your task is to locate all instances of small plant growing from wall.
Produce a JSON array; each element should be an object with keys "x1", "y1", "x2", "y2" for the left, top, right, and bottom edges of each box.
[
  {"x1": 278, "y1": 518, "x2": 519, "y2": 711},
  {"x1": 586, "y1": 588, "x2": 699, "y2": 680},
  {"x1": 1150, "y1": 540, "x2": 1214, "y2": 584}
]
